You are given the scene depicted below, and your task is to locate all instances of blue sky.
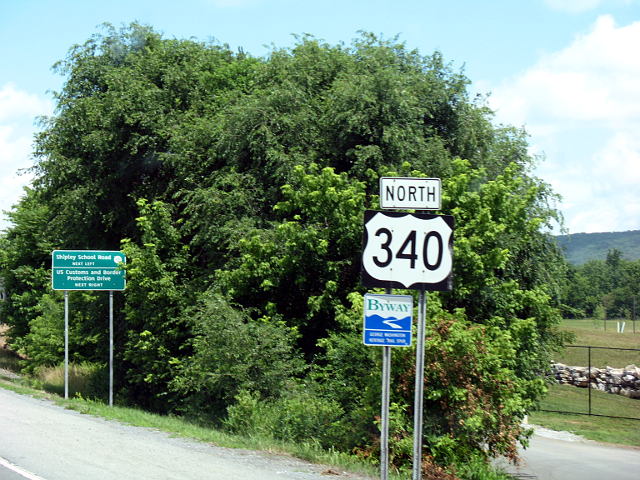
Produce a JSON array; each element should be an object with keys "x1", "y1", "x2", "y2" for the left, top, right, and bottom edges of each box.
[{"x1": 1, "y1": 0, "x2": 639, "y2": 234}]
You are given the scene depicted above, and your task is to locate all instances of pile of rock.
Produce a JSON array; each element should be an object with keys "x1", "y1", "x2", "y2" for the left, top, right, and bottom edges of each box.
[{"x1": 550, "y1": 363, "x2": 640, "y2": 399}]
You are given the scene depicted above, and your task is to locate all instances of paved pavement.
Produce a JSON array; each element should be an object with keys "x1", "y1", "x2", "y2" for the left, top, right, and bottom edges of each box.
[
  {"x1": 496, "y1": 425, "x2": 640, "y2": 480},
  {"x1": 0, "y1": 387, "x2": 366, "y2": 480},
  {"x1": 3, "y1": 384, "x2": 640, "y2": 480}
]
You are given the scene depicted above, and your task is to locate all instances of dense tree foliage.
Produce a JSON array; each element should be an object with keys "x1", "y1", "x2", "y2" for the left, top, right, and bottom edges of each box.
[
  {"x1": 562, "y1": 248, "x2": 640, "y2": 319},
  {"x1": 556, "y1": 230, "x2": 640, "y2": 264},
  {"x1": 0, "y1": 24, "x2": 567, "y2": 476}
]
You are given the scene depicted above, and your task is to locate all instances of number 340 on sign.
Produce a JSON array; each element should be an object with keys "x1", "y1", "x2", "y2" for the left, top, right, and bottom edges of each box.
[{"x1": 361, "y1": 210, "x2": 454, "y2": 291}]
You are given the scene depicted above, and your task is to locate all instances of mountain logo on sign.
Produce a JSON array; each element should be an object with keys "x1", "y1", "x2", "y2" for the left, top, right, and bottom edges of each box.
[{"x1": 364, "y1": 314, "x2": 411, "y2": 331}]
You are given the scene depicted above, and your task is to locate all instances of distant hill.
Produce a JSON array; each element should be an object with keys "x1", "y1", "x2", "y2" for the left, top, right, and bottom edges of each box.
[{"x1": 555, "y1": 230, "x2": 640, "y2": 265}]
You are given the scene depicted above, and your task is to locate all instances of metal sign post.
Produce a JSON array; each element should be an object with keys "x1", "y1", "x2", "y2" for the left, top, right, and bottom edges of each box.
[
  {"x1": 412, "y1": 289, "x2": 426, "y2": 480},
  {"x1": 52, "y1": 250, "x2": 125, "y2": 405},
  {"x1": 109, "y1": 290, "x2": 114, "y2": 407},
  {"x1": 362, "y1": 177, "x2": 452, "y2": 480},
  {"x1": 381, "y1": 344, "x2": 391, "y2": 480},
  {"x1": 64, "y1": 290, "x2": 69, "y2": 400},
  {"x1": 380, "y1": 287, "x2": 393, "y2": 480}
]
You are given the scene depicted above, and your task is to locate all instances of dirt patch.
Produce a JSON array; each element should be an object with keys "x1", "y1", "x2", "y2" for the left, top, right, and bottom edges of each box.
[
  {"x1": 0, "y1": 324, "x2": 8, "y2": 349},
  {"x1": 0, "y1": 367, "x2": 20, "y2": 380},
  {"x1": 0, "y1": 324, "x2": 22, "y2": 378}
]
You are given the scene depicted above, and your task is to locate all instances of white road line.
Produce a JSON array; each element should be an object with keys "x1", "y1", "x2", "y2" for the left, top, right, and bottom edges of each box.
[{"x1": 0, "y1": 456, "x2": 46, "y2": 480}]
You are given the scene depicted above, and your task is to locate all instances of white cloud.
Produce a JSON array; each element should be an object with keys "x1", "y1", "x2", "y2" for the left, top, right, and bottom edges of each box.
[
  {"x1": 593, "y1": 132, "x2": 640, "y2": 186},
  {"x1": 0, "y1": 83, "x2": 52, "y2": 229},
  {"x1": 0, "y1": 125, "x2": 34, "y2": 225},
  {"x1": 489, "y1": 16, "x2": 640, "y2": 233},
  {"x1": 492, "y1": 15, "x2": 640, "y2": 127},
  {"x1": 0, "y1": 83, "x2": 50, "y2": 123}
]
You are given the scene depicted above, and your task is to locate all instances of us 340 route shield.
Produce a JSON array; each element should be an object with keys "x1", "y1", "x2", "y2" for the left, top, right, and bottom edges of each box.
[{"x1": 361, "y1": 210, "x2": 454, "y2": 291}]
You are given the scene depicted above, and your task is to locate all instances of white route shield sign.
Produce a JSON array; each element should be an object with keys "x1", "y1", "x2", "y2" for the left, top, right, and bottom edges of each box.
[{"x1": 361, "y1": 210, "x2": 454, "y2": 291}]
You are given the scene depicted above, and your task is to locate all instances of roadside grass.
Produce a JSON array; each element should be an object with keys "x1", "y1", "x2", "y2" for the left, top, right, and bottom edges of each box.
[
  {"x1": 59, "y1": 395, "x2": 383, "y2": 477},
  {"x1": 554, "y1": 318, "x2": 640, "y2": 367},
  {"x1": 531, "y1": 384, "x2": 640, "y2": 446},
  {"x1": 0, "y1": 347, "x2": 21, "y2": 373},
  {"x1": 532, "y1": 318, "x2": 640, "y2": 447},
  {"x1": 33, "y1": 362, "x2": 105, "y2": 399}
]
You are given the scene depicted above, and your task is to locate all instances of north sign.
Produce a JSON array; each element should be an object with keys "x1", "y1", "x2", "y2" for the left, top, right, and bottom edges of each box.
[
  {"x1": 379, "y1": 177, "x2": 441, "y2": 210},
  {"x1": 361, "y1": 211, "x2": 454, "y2": 291},
  {"x1": 52, "y1": 250, "x2": 126, "y2": 291}
]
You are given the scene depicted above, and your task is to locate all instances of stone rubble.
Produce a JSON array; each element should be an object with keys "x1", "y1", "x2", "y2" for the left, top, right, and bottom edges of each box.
[{"x1": 550, "y1": 363, "x2": 640, "y2": 399}]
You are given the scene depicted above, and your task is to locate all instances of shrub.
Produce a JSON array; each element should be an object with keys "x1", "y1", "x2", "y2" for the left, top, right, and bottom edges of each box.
[
  {"x1": 224, "y1": 388, "x2": 344, "y2": 449},
  {"x1": 170, "y1": 293, "x2": 305, "y2": 421}
]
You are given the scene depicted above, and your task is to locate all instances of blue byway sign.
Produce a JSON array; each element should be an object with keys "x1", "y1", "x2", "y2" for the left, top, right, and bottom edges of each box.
[{"x1": 363, "y1": 293, "x2": 413, "y2": 347}]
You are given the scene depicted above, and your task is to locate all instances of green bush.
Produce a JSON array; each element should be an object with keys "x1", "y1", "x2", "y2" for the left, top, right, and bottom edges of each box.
[
  {"x1": 312, "y1": 295, "x2": 538, "y2": 472},
  {"x1": 170, "y1": 293, "x2": 305, "y2": 421},
  {"x1": 224, "y1": 388, "x2": 344, "y2": 449}
]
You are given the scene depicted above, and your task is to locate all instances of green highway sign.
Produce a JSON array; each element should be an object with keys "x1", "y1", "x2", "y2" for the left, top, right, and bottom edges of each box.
[{"x1": 52, "y1": 250, "x2": 126, "y2": 291}]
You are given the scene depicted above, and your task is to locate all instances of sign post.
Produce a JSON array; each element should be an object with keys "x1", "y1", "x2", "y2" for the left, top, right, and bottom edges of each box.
[
  {"x1": 52, "y1": 250, "x2": 126, "y2": 405},
  {"x1": 381, "y1": 344, "x2": 391, "y2": 480},
  {"x1": 64, "y1": 291, "x2": 69, "y2": 400},
  {"x1": 363, "y1": 292, "x2": 413, "y2": 480},
  {"x1": 109, "y1": 290, "x2": 114, "y2": 406},
  {"x1": 362, "y1": 177, "x2": 453, "y2": 480},
  {"x1": 412, "y1": 289, "x2": 426, "y2": 480}
]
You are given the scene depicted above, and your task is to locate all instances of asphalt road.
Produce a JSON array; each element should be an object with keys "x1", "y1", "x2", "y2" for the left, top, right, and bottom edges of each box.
[
  {"x1": 0, "y1": 387, "x2": 366, "y2": 480},
  {"x1": 496, "y1": 426, "x2": 640, "y2": 480},
  {"x1": 3, "y1": 385, "x2": 640, "y2": 480},
  {"x1": 0, "y1": 460, "x2": 31, "y2": 480}
]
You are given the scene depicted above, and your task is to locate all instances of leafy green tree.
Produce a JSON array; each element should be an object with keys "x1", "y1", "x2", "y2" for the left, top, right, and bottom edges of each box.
[
  {"x1": 0, "y1": 189, "x2": 53, "y2": 342},
  {"x1": 217, "y1": 163, "x2": 366, "y2": 353},
  {"x1": 562, "y1": 250, "x2": 640, "y2": 319},
  {"x1": 120, "y1": 199, "x2": 190, "y2": 411},
  {"x1": 0, "y1": 24, "x2": 568, "y2": 475},
  {"x1": 170, "y1": 292, "x2": 305, "y2": 421}
]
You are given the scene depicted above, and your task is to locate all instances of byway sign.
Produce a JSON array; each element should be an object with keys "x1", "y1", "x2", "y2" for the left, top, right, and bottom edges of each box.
[
  {"x1": 363, "y1": 294, "x2": 413, "y2": 347},
  {"x1": 361, "y1": 210, "x2": 454, "y2": 291}
]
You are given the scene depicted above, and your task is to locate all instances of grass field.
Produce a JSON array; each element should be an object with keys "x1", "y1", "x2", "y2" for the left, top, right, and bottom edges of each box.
[
  {"x1": 552, "y1": 318, "x2": 640, "y2": 367},
  {"x1": 532, "y1": 384, "x2": 640, "y2": 445},
  {"x1": 532, "y1": 318, "x2": 640, "y2": 447}
]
